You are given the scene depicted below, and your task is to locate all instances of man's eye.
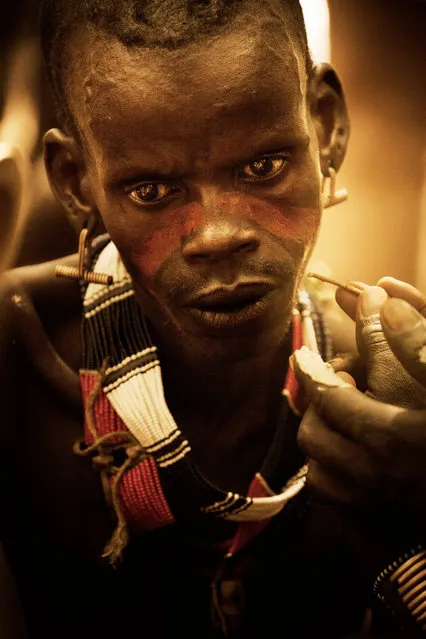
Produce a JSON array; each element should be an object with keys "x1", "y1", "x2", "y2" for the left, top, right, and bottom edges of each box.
[
  {"x1": 239, "y1": 156, "x2": 288, "y2": 182},
  {"x1": 127, "y1": 182, "x2": 180, "y2": 205}
]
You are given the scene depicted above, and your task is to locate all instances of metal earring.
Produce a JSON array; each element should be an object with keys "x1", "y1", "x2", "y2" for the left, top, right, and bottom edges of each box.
[
  {"x1": 321, "y1": 165, "x2": 348, "y2": 209},
  {"x1": 55, "y1": 222, "x2": 113, "y2": 285}
]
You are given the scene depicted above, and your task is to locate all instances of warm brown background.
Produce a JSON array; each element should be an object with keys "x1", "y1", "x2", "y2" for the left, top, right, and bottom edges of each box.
[{"x1": 310, "y1": 0, "x2": 426, "y2": 288}]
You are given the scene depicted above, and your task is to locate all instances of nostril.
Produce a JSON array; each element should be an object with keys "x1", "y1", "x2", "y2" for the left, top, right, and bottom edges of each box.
[
  {"x1": 190, "y1": 253, "x2": 206, "y2": 261},
  {"x1": 186, "y1": 237, "x2": 259, "y2": 262},
  {"x1": 238, "y1": 240, "x2": 257, "y2": 253},
  {"x1": 182, "y1": 224, "x2": 260, "y2": 262}
]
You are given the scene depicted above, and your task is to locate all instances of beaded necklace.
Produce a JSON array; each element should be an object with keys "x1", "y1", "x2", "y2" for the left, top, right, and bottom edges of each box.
[{"x1": 76, "y1": 239, "x2": 331, "y2": 563}]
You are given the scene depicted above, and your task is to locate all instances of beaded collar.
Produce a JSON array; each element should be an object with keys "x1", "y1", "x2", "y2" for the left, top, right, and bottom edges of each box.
[{"x1": 76, "y1": 240, "x2": 331, "y2": 562}]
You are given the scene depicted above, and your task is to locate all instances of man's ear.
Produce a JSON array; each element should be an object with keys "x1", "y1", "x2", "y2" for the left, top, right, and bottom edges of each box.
[
  {"x1": 309, "y1": 63, "x2": 350, "y2": 176},
  {"x1": 43, "y1": 128, "x2": 96, "y2": 231}
]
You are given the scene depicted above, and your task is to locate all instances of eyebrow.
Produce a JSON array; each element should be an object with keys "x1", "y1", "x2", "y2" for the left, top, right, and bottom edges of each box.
[
  {"x1": 244, "y1": 134, "x2": 310, "y2": 158},
  {"x1": 103, "y1": 158, "x2": 185, "y2": 185}
]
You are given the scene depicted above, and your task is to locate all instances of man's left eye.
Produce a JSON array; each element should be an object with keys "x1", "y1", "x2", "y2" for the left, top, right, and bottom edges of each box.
[{"x1": 238, "y1": 156, "x2": 288, "y2": 182}]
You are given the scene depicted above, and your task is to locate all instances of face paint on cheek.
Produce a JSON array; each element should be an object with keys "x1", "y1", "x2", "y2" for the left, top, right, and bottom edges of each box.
[
  {"x1": 130, "y1": 202, "x2": 205, "y2": 280},
  {"x1": 220, "y1": 194, "x2": 321, "y2": 247}
]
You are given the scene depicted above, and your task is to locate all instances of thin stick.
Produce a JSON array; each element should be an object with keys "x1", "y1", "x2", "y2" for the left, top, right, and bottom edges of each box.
[{"x1": 306, "y1": 272, "x2": 364, "y2": 296}]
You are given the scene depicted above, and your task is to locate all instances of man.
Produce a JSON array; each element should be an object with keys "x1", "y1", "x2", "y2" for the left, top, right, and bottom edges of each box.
[{"x1": 1, "y1": 1, "x2": 426, "y2": 637}]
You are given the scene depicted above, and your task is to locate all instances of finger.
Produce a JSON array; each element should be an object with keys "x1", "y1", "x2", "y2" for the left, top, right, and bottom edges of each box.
[
  {"x1": 292, "y1": 345, "x2": 405, "y2": 444},
  {"x1": 298, "y1": 403, "x2": 376, "y2": 487},
  {"x1": 305, "y1": 459, "x2": 366, "y2": 506},
  {"x1": 357, "y1": 288, "x2": 426, "y2": 407},
  {"x1": 328, "y1": 353, "x2": 368, "y2": 391},
  {"x1": 356, "y1": 286, "x2": 389, "y2": 359},
  {"x1": 335, "y1": 281, "x2": 368, "y2": 321},
  {"x1": 381, "y1": 298, "x2": 426, "y2": 387},
  {"x1": 335, "y1": 370, "x2": 357, "y2": 386},
  {"x1": 355, "y1": 286, "x2": 398, "y2": 399},
  {"x1": 327, "y1": 353, "x2": 355, "y2": 373},
  {"x1": 355, "y1": 286, "x2": 390, "y2": 382},
  {"x1": 376, "y1": 276, "x2": 426, "y2": 317}
]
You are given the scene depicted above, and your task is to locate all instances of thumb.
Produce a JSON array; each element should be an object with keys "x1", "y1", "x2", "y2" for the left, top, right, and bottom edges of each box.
[
  {"x1": 381, "y1": 298, "x2": 426, "y2": 388},
  {"x1": 356, "y1": 286, "x2": 389, "y2": 360},
  {"x1": 357, "y1": 287, "x2": 426, "y2": 408}
]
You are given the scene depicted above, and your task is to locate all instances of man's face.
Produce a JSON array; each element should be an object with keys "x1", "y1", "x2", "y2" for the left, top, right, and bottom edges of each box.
[{"x1": 68, "y1": 21, "x2": 322, "y2": 352}]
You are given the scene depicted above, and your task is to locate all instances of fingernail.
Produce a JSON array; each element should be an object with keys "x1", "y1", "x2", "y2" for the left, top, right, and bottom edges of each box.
[
  {"x1": 360, "y1": 286, "x2": 388, "y2": 316},
  {"x1": 381, "y1": 298, "x2": 420, "y2": 332}
]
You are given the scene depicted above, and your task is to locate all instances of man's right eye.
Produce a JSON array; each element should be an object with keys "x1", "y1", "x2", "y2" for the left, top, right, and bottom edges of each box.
[{"x1": 127, "y1": 182, "x2": 181, "y2": 206}]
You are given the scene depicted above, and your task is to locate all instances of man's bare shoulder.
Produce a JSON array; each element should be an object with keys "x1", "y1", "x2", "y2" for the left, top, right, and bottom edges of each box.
[{"x1": 0, "y1": 254, "x2": 82, "y2": 407}]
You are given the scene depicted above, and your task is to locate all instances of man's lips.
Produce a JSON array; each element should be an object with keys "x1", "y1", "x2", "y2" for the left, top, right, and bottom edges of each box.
[
  {"x1": 184, "y1": 281, "x2": 276, "y2": 331},
  {"x1": 188, "y1": 282, "x2": 275, "y2": 310}
]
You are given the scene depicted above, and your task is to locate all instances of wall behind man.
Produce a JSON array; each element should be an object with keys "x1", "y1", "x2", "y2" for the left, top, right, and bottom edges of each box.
[{"x1": 310, "y1": 0, "x2": 426, "y2": 287}]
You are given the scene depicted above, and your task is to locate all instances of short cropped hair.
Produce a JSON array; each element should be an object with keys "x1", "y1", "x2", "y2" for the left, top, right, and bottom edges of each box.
[{"x1": 39, "y1": 0, "x2": 314, "y2": 131}]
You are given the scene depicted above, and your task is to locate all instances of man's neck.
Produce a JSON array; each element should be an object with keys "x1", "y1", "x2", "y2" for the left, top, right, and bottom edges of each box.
[
  {"x1": 155, "y1": 331, "x2": 292, "y2": 492},
  {"x1": 157, "y1": 328, "x2": 292, "y2": 431}
]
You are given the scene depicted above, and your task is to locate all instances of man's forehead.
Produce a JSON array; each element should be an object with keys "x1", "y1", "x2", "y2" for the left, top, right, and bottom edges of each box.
[{"x1": 66, "y1": 19, "x2": 307, "y2": 136}]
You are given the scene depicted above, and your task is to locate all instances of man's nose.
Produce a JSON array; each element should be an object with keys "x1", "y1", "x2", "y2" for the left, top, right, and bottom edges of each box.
[
  {"x1": 182, "y1": 217, "x2": 260, "y2": 263},
  {"x1": 182, "y1": 190, "x2": 260, "y2": 263}
]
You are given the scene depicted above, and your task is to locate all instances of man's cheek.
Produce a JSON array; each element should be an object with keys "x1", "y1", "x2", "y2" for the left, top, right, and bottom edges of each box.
[
  {"x1": 221, "y1": 194, "x2": 320, "y2": 245},
  {"x1": 126, "y1": 195, "x2": 320, "y2": 280},
  {"x1": 129, "y1": 203, "x2": 205, "y2": 279},
  {"x1": 252, "y1": 204, "x2": 320, "y2": 245}
]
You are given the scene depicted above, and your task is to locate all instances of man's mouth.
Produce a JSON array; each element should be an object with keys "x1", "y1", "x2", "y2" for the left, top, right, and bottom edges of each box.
[{"x1": 185, "y1": 282, "x2": 276, "y2": 331}]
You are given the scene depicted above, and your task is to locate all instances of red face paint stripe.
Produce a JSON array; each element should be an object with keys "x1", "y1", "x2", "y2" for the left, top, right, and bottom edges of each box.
[{"x1": 132, "y1": 195, "x2": 319, "y2": 280}]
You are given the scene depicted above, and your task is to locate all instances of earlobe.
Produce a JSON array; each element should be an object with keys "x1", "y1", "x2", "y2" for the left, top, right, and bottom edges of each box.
[
  {"x1": 309, "y1": 63, "x2": 350, "y2": 176},
  {"x1": 43, "y1": 128, "x2": 95, "y2": 229}
]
